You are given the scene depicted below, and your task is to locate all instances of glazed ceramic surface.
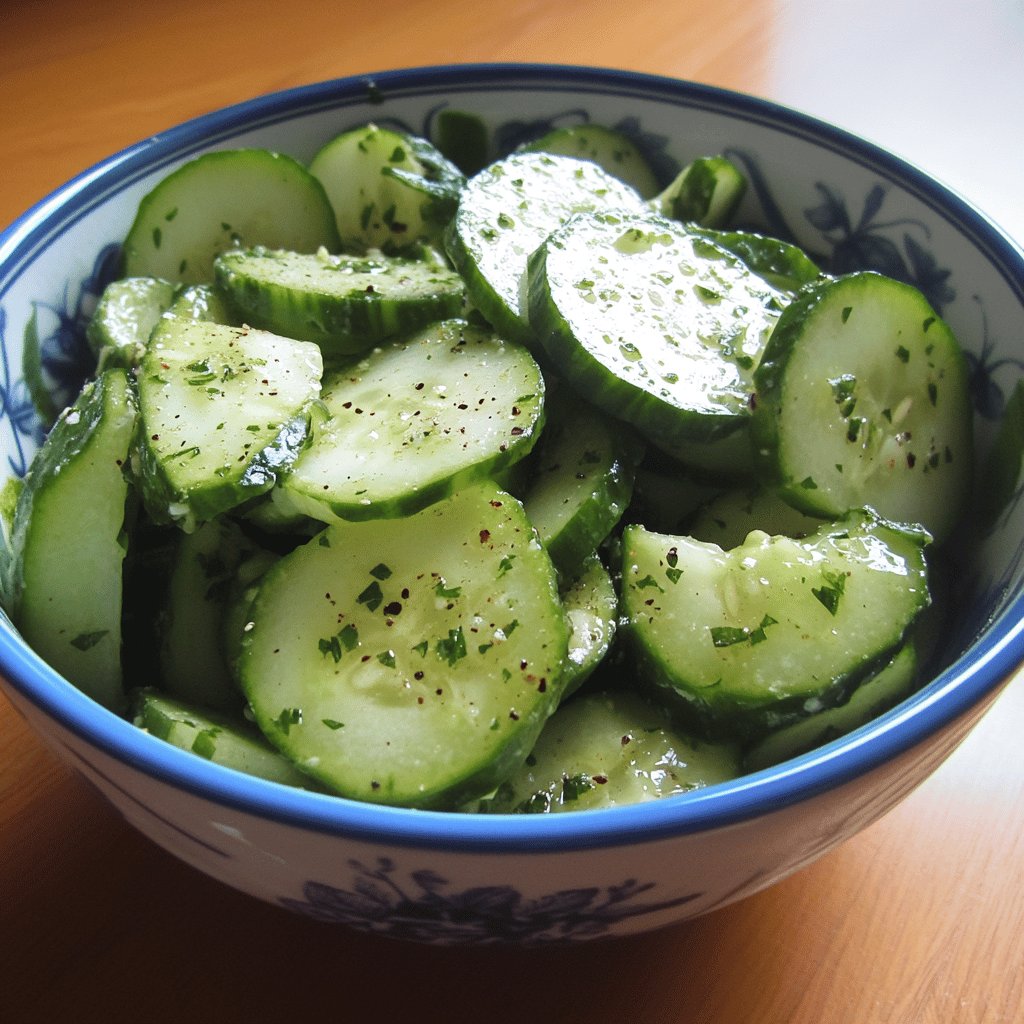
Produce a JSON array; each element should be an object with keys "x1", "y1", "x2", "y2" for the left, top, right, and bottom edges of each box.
[{"x1": 2, "y1": 65, "x2": 1023, "y2": 944}]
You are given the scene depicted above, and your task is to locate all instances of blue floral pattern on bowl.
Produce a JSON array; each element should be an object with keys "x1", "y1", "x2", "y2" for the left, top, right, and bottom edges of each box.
[{"x1": 281, "y1": 858, "x2": 702, "y2": 943}]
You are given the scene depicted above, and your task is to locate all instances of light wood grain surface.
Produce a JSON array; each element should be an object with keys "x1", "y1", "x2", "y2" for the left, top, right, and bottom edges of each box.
[{"x1": 2, "y1": 2, "x2": 1022, "y2": 1021}]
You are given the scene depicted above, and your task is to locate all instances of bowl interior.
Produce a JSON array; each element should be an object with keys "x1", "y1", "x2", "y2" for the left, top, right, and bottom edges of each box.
[{"x1": 2, "y1": 64, "x2": 1024, "y2": 848}]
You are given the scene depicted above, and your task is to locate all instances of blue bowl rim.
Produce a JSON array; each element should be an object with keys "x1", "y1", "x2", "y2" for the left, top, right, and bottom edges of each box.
[{"x1": 2, "y1": 61, "x2": 1024, "y2": 854}]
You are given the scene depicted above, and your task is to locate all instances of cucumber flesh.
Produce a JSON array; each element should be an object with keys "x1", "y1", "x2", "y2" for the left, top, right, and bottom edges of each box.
[
  {"x1": 165, "y1": 283, "x2": 240, "y2": 325},
  {"x1": 528, "y1": 210, "x2": 784, "y2": 445},
  {"x1": 622, "y1": 509, "x2": 930, "y2": 740},
  {"x1": 687, "y1": 484, "x2": 826, "y2": 549},
  {"x1": 751, "y1": 271, "x2": 973, "y2": 544},
  {"x1": 87, "y1": 276, "x2": 178, "y2": 369},
  {"x1": 158, "y1": 518, "x2": 262, "y2": 711},
  {"x1": 560, "y1": 554, "x2": 619, "y2": 700},
  {"x1": 281, "y1": 319, "x2": 544, "y2": 523},
  {"x1": 742, "y1": 643, "x2": 918, "y2": 771},
  {"x1": 214, "y1": 247, "x2": 465, "y2": 357},
  {"x1": 309, "y1": 123, "x2": 465, "y2": 252},
  {"x1": 132, "y1": 689, "x2": 319, "y2": 789},
  {"x1": 652, "y1": 156, "x2": 747, "y2": 228},
  {"x1": 237, "y1": 481, "x2": 567, "y2": 809},
  {"x1": 483, "y1": 689, "x2": 740, "y2": 813},
  {"x1": 687, "y1": 226, "x2": 823, "y2": 293},
  {"x1": 123, "y1": 148, "x2": 340, "y2": 284},
  {"x1": 445, "y1": 152, "x2": 646, "y2": 346},
  {"x1": 135, "y1": 317, "x2": 323, "y2": 531},
  {"x1": 524, "y1": 399, "x2": 642, "y2": 579},
  {"x1": 10, "y1": 370, "x2": 138, "y2": 709},
  {"x1": 521, "y1": 124, "x2": 660, "y2": 198}
]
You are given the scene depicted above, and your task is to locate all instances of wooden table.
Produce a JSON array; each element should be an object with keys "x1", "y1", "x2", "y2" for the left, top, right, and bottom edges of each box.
[{"x1": 3, "y1": 2, "x2": 1022, "y2": 1020}]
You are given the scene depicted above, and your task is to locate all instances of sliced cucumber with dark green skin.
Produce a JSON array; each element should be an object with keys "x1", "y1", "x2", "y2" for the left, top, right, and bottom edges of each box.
[
  {"x1": 687, "y1": 484, "x2": 826, "y2": 549},
  {"x1": 132, "y1": 689, "x2": 319, "y2": 789},
  {"x1": 687, "y1": 226, "x2": 823, "y2": 292},
  {"x1": 135, "y1": 318, "x2": 323, "y2": 531},
  {"x1": 561, "y1": 553, "x2": 619, "y2": 700},
  {"x1": 528, "y1": 209, "x2": 783, "y2": 445},
  {"x1": 651, "y1": 156, "x2": 746, "y2": 228},
  {"x1": 742, "y1": 642, "x2": 918, "y2": 771},
  {"x1": 214, "y1": 247, "x2": 466, "y2": 357},
  {"x1": 520, "y1": 124, "x2": 660, "y2": 198},
  {"x1": 158, "y1": 518, "x2": 264, "y2": 711},
  {"x1": 281, "y1": 319, "x2": 544, "y2": 523},
  {"x1": 123, "y1": 149, "x2": 340, "y2": 284},
  {"x1": 621, "y1": 509, "x2": 930, "y2": 740},
  {"x1": 523, "y1": 400, "x2": 643, "y2": 579},
  {"x1": 751, "y1": 272, "x2": 973, "y2": 544},
  {"x1": 237, "y1": 481, "x2": 568, "y2": 809},
  {"x1": 87, "y1": 276, "x2": 179, "y2": 369},
  {"x1": 483, "y1": 689, "x2": 740, "y2": 813},
  {"x1": 10, "y1": 369, "x2": 138, "y2": 710},
  {"x1": 310, "y1": 123, "x2": 465, "y2": 252},
  {"x1": 445, "y1": 152, "x2": 646, "y2": 347}
]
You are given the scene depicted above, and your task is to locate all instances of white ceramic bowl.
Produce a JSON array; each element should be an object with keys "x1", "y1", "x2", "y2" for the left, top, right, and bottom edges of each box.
[{"x1": 2, "y1": 64, "x2": 1023, "y2": 945}]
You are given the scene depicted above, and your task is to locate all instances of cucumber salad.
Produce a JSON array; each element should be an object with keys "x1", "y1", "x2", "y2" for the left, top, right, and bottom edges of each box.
[{"x1": 1, "y1": 119, "x2": 972, "y2": 813}]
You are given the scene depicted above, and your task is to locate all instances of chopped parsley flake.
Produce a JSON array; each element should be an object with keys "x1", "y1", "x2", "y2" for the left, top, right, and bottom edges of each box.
[
  {"x1": 434, "y1": 579, "x2": 462, "y2": 599},
  {"x1": 274, "y1": 707, "x2": 302, "y2": 735},
  {"x1": 70, "y1": 630, "x2": 109, "y2": 651},
  {"x1": 356, "y1": 580, "x2": 384, "y2": 612},
  {"x1": 436, "y1": 626, "x2": 467, "y2": 665},
  {"x1": 812, "y1": 570, "x2": 847, "y2": 616}
]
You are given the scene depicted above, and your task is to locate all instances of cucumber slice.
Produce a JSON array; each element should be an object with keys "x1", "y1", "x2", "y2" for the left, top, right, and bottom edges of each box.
[
  {"x1": 521, "y1": 124, "x2": 660, "y2": 198},
  {"x1": 132, "y1": 689, "x2": 318, "y2": 789},
  {"x1": 281, "y1": 319, "x2": 544, "y2": 523},
  {"x1": 742, "y1": 642, "x2": 918, "y2": 771},
  {"x1": 86, "y1": 276, "x2": 178, "y2": 369},
  {"x1": 123, "y1": 149, "x2": 340, "y2": 284},
  {"x1": 135, "y1": 317, "x2": 323, "y2": 530},
  {"x1": 165, "y1": 282, "x2": 239, "y2": 325},
  {"x1": 483, "y1": 690, "x2": 740, "y2": 813},
  {"x1": 220, "y1": 546, "x2": 280, "y2": 670},
  {"x1": 10, "y1": 369, "x2": 137, "y2": 709},
  {"x1": 622, "y1": 509, "x2": 930, "y2": 739},
  {"x1": 687, "y1": 484, "x2": 826, "y2": 549},
  {"x1": 687, "y1": 226, "x2": 823, "y2": 292},
  {"x1": 751, "y1": 272, "x2": 973, "y2": 544},
  {"x1": 237, "y1": 481, "x2": 568, "y2": 809},
  {"x1": 523, "y1": 400, "x2": 642, "y2": 579},
  {"x1": 158, "y1": 518, "x2": 264, "y2": 711},
  {"x1": 445, "y1": 152, "x2": 646, "y2": 346},
  {"x1": 652, "y1": 155, "x2": 747, "y2": 228},
  {"x1": 309, "y1": 123, "x2": 465, "y2": 252},
  {"x1": 561, "y1": 553, "x2": 618, "y2": 700},
  {"x1": 214, "y1": 247, "x2": 465, "y2": 358},
  {"x1": 528, "y1": 210, "x2": 783, "y2": 445}
]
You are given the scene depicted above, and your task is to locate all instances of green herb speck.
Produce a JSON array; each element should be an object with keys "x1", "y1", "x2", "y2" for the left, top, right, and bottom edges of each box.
[
  {"x1": 357, "y1": 580, "x2": 384, "y2": 612},
  {"x1": 274, "y1": 707, "x2": 302, "y2": 735},
  {"x1": 70, "y1": 630, "x2": 109, "y2": 651}
]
